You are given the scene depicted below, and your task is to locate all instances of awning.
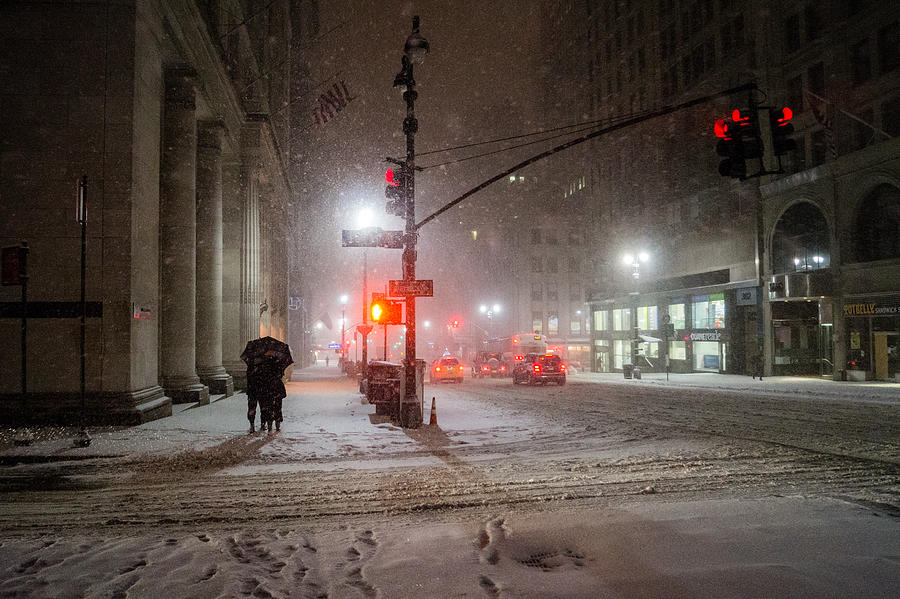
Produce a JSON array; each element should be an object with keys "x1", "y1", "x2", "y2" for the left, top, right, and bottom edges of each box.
[{"x1": 639, "y1": 334, "x2": 663, "y2": 342}]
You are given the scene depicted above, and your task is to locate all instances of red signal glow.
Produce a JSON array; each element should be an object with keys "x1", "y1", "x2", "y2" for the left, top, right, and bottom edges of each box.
[
  {"x1": 773, "y1": 107, "x2": 793, "y2": 126},
  {"x1": 732, "y1": 108, "x2": 751, "y2": 125},
  {"x1": 385, "y1": 169, "x2": 399, "y2": 187},
  {"x1": 714, "y1": 118, "x2": 731, "y2": 138},
  {"x1": 532, "y1": 363, "x2": 541, "y2": 374}
]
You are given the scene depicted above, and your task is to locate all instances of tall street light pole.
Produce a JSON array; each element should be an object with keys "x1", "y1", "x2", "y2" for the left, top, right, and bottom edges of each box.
[
  {"x1": 624, "y1": 252, "x2": 649, "y2": 370},
  {"x1": 394, "y1": 16, "x2": 428, "y2": 427},
  {"x1": 339, "y1": 294, "x2": 348, "y2": 368}
]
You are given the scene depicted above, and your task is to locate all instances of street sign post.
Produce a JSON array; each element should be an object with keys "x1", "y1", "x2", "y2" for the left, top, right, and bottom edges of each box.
[{"x1": 389, "y1": 279, "x2": 433, "y2": 297}]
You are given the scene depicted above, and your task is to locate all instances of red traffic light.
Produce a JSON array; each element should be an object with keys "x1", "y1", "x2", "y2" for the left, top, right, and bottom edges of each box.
[
  {"x1": 385, "y1": 169, "x2": 399, "y2": 187},
  {"x1": 732, "y1": 108, "x2": 753, "y2": 126},
  {"x1": 714, "y1": 118, "x2": 733, "y2": 139},
  {"x1": 772, "y1": 107, "x2": 794, "y2": 127}
]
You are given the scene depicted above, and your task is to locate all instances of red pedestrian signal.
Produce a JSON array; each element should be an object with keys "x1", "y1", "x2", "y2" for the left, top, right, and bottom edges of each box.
[
  {"x1": 385, "y1": 168, "x2": 399, "y2": 187},
  {"x1": 371, "y1": 297, "x2": 403, "y2": 324},
  {"x1": 385, "y1": 163, "x2": 410, "y2": 216}
]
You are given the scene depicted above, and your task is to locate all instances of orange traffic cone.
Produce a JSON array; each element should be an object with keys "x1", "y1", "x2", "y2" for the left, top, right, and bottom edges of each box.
[{"x1": 429, "y1": 396, "x2": 438, "y2": 426}]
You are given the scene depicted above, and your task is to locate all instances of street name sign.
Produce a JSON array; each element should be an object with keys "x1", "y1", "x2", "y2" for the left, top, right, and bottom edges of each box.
[
  {"x1": 341, "y1": 227, "x2": 404, "y2": 249},
  {"x1": 389, "y1": 279, "x2": 433, "y2": 297}
]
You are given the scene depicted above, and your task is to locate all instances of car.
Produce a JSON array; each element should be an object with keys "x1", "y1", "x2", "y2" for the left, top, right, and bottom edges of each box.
[
  {"x1": 430, "y1": 356, "x2": 465, "y2": 384},
  {"x1": 512, "y1": 353, "x2": 566, "y2": 386},
  {"x1": 472, "y1": 351, "x2": 509, "y2": 378}
]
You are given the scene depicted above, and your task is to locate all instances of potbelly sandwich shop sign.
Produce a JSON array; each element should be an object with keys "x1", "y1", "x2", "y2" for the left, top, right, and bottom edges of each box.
[{"x1": 843, "y1": 299, "x2": 900, "y2": 316}]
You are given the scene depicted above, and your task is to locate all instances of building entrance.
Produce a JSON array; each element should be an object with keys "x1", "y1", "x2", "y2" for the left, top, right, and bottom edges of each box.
[{"x1": 771, "y1": 301, "x2": 826, "y2": 376}]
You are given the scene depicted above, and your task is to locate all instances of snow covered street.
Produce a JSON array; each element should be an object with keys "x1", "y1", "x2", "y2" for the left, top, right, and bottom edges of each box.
[{"x1": 0, "y1": 365, "x2": 898, "y2": 597}]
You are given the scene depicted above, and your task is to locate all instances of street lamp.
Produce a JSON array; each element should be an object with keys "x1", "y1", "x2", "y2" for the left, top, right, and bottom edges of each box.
[
  {"x1": 355, "y1": 207, "x2": 374, "y2": 382},
  {"x1": 479, "y1": 303, "x2": 501, "y2": 336},
  {"x1": 339, "y1": 294, "x2": 348, "y2": 367},
  {"x1": 623, "y1": 252, "x2": 649, "y2": 370},
  {"x1": 393, "y1": 16, "x2": 428, "y2": 427}
]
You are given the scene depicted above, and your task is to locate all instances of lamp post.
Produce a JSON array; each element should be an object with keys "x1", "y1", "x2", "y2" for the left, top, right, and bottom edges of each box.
[
  {"x1": 623, "y1": 252, "x2": 649, "y2": 369},
  {"x1": 479, "y1": 303, "x2": 501, "y2": 337},
  {"x1": 393, "y1": 16, "x2": 428, "y2": 427},
  {"x1": 339, "y1": 294, "x2": 348, "y2": 368},
  {"x1": 355, "y1": 207, "x2": 374, "y2": 381}
]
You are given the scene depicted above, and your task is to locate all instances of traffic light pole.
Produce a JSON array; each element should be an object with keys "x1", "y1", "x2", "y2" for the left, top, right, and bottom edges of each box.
[{"x1": 401, "y1": 45, "x2": 420, "y2": 428}]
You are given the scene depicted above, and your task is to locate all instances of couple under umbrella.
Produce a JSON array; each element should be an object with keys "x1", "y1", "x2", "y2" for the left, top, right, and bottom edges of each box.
[{"x1": 241, "y1": 336, "x2": 293, "y2": 433}]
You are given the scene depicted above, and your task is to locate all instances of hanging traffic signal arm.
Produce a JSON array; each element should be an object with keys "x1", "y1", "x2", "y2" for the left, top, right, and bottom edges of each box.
[{"x1": 414, "y1": 82, "x2": 758, "y2": 230}]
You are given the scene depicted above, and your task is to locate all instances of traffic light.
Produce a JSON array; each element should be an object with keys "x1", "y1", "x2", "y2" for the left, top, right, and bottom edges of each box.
[
  {"x1": 370, "y1": 296, "x2": 403, "y2": 324},
  {"x1": 450, "y1": 318, "x2": 461, "y2": 328},
  {"x1": 714, "y1": 108, "x2": 762, "y2": 179},
  {"x1": 385, "y1": 164, "x2": 410, "y2": 217},
  {"x1": 770, "y1": 107, "x2": 797, "y2": 156}
]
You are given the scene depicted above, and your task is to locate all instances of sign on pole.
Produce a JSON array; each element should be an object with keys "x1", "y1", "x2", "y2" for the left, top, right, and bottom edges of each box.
[
  {"x1": 389, "y1": 279, "x2": 433, "y2": 297},
  {"x1": 342, "y1": 227, "x2": 404, "y2": 249}
]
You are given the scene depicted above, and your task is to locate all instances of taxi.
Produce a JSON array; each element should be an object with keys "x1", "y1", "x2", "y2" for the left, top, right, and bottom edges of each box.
[{"x1": 430, "y1": 355, "x2": 465, "y2": 384}]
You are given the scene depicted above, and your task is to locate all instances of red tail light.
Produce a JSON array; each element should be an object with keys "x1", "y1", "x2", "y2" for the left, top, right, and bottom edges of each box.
[
  {"x1": 435, "y1": 367, "x2": 441, "y2": 372},
  {"x1": 481, "y1": 364, "x2": 490, "y2": 372},
  {"x1": 532, "y1": 363, "x2": 541, "y2": 374},
  {"x1": 514, "y1": 354, "x2": 523, "y2": 361},
  {"x1": 500, "y1": 365, "x2": 507, "y2": 372},
  {"x1": 560, "y1": 363, "x2": 566, "y2": 371}
]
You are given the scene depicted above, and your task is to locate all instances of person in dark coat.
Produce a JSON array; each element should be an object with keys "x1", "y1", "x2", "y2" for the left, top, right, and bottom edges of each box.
[{"x1": 241, "y1": 337, "x2": 292, "y2": 434}]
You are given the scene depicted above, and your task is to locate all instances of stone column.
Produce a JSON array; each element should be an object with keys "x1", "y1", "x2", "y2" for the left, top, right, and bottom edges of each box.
[
  {"x1": 196, "y1": 120, "x2": 234, "y2": 396},
  {"x1": 159, "y1": 67, "x2": 209, "y2": 405},
  {"x1": 221, "y1": 160, "x2": 247, "y2": 387}
]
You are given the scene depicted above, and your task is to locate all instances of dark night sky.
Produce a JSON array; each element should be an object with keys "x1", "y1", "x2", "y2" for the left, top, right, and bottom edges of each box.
[{"x1": 293, "y1": 1, "x2": 549, "y2": 339}]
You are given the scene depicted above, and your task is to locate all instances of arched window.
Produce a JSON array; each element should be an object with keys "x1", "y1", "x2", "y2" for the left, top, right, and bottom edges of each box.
[
  {"x1": 771, "y1": 202, "x2": 830, "y2": 274},
  {"x1": 854, "y1": 184, "x2": 900, "y2": 263}
]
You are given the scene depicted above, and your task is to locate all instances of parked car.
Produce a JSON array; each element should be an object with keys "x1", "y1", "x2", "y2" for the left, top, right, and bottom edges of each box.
[
  {"x1": 512, "y1": 353, "x2": 566, "y2": 386},
  {"x1": 430, "y1": 356, "x2": 465, "y2": 384}
]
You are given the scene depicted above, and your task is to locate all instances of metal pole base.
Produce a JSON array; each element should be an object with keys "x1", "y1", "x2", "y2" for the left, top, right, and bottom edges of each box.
[{"x1": 73, "y1": 428, "x2": 91, "y2": 448}]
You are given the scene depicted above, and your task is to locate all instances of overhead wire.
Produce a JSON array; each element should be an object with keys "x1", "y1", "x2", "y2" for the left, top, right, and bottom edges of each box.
[{"x1": 419, "y1": 108, "x2": 658, "y2": 170}]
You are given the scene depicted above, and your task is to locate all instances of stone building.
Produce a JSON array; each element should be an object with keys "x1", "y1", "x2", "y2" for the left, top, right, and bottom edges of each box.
[
  {"x1": 0, "y1": 1, "x2": 294, "y2": 424},
  {"x1": 544, "y1": 0, "x2": 899, "y2": 381}
]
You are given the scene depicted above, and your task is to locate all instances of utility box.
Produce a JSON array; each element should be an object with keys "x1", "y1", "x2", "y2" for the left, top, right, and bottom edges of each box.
[{"x1": 366, "y1": 360, "x2": 403, "y2": 419}]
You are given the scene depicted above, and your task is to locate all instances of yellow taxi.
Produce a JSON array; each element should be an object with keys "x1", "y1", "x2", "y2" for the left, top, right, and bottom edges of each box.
[{"x1": 430, "y1": 356, "x2": 465, "y2": 384}]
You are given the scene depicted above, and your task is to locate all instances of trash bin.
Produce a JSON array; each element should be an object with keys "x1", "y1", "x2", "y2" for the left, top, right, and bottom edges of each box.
[
  {"x1": 633, "y1": 367, "x2": 641, "y2": 379},
  {"x1": 623, "y1": 364, "x2": 634, "y2": 379}
]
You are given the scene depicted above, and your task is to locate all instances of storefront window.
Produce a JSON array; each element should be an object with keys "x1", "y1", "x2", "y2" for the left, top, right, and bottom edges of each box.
[
  {"x1": 637, "y1": 305, "x2": 658, "y2": 330},
  {"x1": 613, "y1": 339, "x2": 629, "y2": 368},
  {"x1": 548, "y1": 314, "x2": 559, "y2": 335},
  {"x1": 570, "y1": 318, "x2": 581, "y2": 334},
  {"x1": 532, "y1": 312, "x2": 542, "y2": 334},
  {"x1": 668, "y1": 303, "x2": 686, "y2": 328},
  {"x1": 692, "y1": 293, "x2": 725, "y2": 329},
  {"x1": 593, "y1": 310, "x2": 608, "y2": 331},
  {"x1": 640, "y1": 342, "x2": 659, "y2": 358},
  {"x1": 668, "y1": 340, "x2": 686, "y2": 360},
  {"x1": 594, "y1": 339, "x2": 610, "y2": 372},
  {"x1": 693, "y1": 340, "x2": 720, "y2": 370},
  {"x1": 613, "y1": 308, "x2": 631, "y2": 330}
]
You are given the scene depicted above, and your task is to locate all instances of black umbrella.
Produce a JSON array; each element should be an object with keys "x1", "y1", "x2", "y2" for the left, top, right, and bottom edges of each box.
[{"x1": 241, "y1": 336, "x2": 293, "y2": 373}]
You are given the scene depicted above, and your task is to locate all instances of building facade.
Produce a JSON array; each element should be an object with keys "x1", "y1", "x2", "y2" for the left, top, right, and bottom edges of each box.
[
  {"x1": 543, "y1": 0, "x2": 899, "y2": 381},
  {"x1": 0, "y1": 0, "x2": 294, "y2": 424}
]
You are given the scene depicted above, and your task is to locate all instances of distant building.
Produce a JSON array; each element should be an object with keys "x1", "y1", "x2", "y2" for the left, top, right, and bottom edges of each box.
[
  {"x1": 0, "y1": 2, "x2": 295, "y2": 424},
  {"x1": 542, "y1": 0, "x2": 900, "y2": 381}
]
